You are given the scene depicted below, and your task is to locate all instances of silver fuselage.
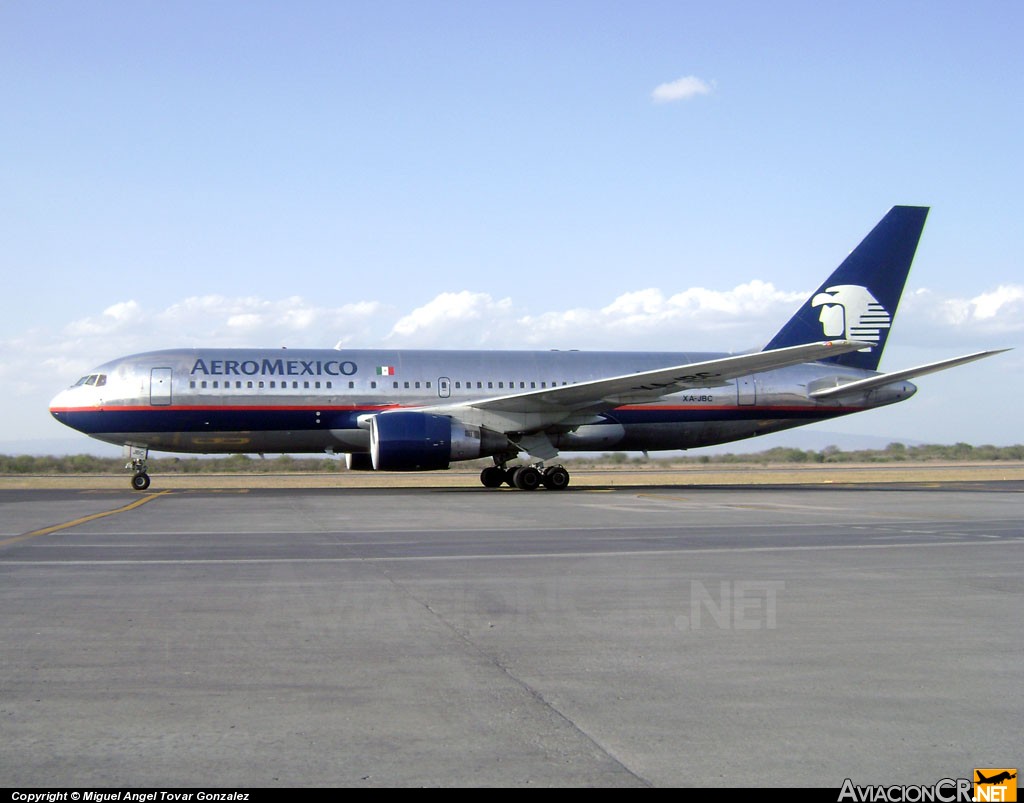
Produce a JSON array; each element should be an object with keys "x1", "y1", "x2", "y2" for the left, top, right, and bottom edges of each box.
[{"x1": 49, "y1": 347, "x2": 916, "y2": 457}]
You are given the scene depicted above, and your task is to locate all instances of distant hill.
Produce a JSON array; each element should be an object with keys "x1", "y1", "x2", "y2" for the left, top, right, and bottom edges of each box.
[
  {"x1": 2, "y1": 429, "x2": 920, "y2": 459},
  {"x1": 0, "y1": 438, "x2": 125, "y2": 457},
  {"x1": 2, "y1": 442, "x2": 1022, "y2": 475}
]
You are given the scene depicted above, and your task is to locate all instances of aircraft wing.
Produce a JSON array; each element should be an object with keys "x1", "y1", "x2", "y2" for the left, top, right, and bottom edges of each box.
[
  {"x1": 809, "y1": 349, "x2": 1010, "y2": 400},
  {"x1": 421, "y1": 340, "x2": 868, "y2": 423}
]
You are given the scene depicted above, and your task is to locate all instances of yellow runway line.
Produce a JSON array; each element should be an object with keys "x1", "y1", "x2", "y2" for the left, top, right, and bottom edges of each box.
[{"x1": 0, "y1": 491, "x2": 172, "y2": 547}]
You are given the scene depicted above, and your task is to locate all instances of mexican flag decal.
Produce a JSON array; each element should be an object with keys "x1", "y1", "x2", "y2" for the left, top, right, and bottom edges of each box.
[{"x1": 376, "y1": 366, "x2": 395, "y2": 376}]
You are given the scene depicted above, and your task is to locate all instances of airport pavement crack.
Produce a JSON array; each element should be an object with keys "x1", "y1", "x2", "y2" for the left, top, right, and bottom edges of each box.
[{"x1": 370, "y1": 564, "x2": 653, "y2": 787}]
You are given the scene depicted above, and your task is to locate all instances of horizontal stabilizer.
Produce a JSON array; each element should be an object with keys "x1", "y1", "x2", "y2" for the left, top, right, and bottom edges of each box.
[{"x1": 808, "y1": 349, "x2": 1010, "y2": 399}]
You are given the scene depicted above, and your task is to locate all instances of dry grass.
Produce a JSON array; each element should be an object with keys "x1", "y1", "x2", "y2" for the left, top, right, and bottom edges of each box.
[{"x1": 3, "y1": 462, "x2": 1024, "y2": 490}]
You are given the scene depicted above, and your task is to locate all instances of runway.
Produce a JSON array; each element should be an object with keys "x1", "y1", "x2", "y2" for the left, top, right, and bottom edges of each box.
[{"x1": 1, "y1": 480, "x2": 1022, "y2": 787}]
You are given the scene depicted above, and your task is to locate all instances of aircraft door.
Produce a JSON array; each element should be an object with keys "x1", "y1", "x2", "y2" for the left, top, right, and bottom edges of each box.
[
  {"x1": 438, "y1": 377, "x2": 451, "y2": 399},
  {"x1": 737, "y1": 375, "x2": 757, "y2": 406},
  {"x1": 150, "y1": 368, "x2": 172, "y2": 406}
]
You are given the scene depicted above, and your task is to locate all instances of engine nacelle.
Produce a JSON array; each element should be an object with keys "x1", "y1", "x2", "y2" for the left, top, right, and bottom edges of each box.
[
  {"x1": 369, "y1": 411, "x2": 508, "y2": 471},
  {"x1": 345, "y1": 452, "x2": 375, "y2": 471}
]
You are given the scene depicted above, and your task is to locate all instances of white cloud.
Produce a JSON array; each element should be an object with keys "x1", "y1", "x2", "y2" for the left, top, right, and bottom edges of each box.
[
  {"x1": 651, "y1": 75, "x2": 714, "y2": 103},
  {"x1": 227, "y1": 313, "x2": 263, "y2": 329},
  {"x1": 64, "y1": 300, "x2": 144, "y2": 336},
  {"x1": 387, "y1": 292, "x2": 515, "y2": 343},
  {"x1": 966, "y1": 285, "x2": 1024, "y2": 321},
  {"x1": 24, "y1": 295, "x2": 388, "y2": 389},
  {"x1": 907, "y1": 284, "x2": 1024, "y2": 335},
  {"x1": 103, "y1": 300, "x2": 143, "y2": 322},
  {"x1": 383, "y1": 283, "x2": 802, "y2": 351},
  {"x1": 142, "y1": 295, "x2": 385, "y2": 345},
  {"x1": 516, "y1": 281, "x2": 803, "y2": 351}
]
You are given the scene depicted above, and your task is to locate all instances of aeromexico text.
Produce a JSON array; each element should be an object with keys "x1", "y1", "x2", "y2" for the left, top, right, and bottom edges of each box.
[{"x1": 190, "y1": 358, "x2": 358, "y2": 377}]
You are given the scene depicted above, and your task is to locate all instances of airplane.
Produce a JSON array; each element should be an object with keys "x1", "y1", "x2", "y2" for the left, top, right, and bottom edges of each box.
[
  {"x1": 49, "y1": 206, "x2": 1006, "y2": 491},
  {"x1": 976, "y1": 771, "x2": 1017, "y2": 786}
]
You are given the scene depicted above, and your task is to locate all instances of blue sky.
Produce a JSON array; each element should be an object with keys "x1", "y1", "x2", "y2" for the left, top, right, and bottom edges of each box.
[{"x1": 2, "y1": 1, "x2": 1021, "y2": 453}]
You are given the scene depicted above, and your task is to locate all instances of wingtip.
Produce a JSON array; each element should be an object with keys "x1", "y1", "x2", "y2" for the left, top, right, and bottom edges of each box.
[{"x1": 824, "y1": 339, "x2": 874, "y2": 353}]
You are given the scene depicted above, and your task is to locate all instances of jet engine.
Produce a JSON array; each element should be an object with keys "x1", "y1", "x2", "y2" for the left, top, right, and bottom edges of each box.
[
  {"x1": 369, "y1": 411, "x2": 509, "y2": 471},
  {"x1": 345, "y1": 452, "x2": 375, "y2": 471}
]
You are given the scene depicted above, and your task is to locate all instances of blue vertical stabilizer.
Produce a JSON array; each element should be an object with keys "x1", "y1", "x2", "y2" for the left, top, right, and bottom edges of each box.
[{"x1": 764, "y1": 206, "x2": 929, "y2": 370}]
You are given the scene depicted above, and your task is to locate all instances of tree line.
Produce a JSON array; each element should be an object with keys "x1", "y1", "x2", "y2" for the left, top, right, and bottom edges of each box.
[{"x1": 1, "y1": 442, "x2": 1022, "y2": 475}]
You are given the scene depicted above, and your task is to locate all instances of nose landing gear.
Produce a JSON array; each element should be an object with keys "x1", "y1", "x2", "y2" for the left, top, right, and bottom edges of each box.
[{"x1": 125, "y1": 445, "x2": 151, "y2": 491}]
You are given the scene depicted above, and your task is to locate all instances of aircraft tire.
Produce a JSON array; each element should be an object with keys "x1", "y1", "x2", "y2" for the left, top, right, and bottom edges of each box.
[
  {"x1": 131, "y1": 473, "x2": 151, "y2": 491},
  {"x1": 513, "y1": 466, "x2": 542, "y2": 491},
  {"x1": 542, "y1": 466, "x2": 570, "y2": 490},
  {"x1": 480, "y1": 466, "x2": 506, "y2": 488}
]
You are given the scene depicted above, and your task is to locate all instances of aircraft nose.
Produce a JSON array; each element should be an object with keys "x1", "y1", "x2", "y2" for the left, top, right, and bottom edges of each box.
[{"x1": 49, "y1": 388, "x2": 73, "y2": 419}]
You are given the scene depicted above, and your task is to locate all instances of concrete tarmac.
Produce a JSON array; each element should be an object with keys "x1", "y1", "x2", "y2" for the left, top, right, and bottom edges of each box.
[{"x1": 1, "y1": 479, "x2": 1021, "y2": 787}]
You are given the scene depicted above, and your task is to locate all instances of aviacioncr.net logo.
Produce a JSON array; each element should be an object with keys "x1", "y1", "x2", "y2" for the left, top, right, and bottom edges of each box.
[
  {"x1": 974, "y1": 769, "x2": 1017, "y2": 802},
  {"x1": 838, "y1": 778, "x2": 972, "y2": 802},
  {"x1": 811, "y1": 284, "x2": 891, "y2": 352}
]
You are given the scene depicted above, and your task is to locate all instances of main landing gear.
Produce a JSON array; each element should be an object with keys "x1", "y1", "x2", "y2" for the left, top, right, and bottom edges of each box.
[
  {"x1": 125, "y1": 445, "x2": 151, "y2": 491},
  {"x1": 479, "y1": 463, "x2": 571, "y2": 491}
]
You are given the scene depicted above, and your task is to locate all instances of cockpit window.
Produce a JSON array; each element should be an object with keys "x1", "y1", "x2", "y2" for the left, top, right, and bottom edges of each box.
[
  {"x1": 96, "y1": 374, "x2": 106, "y2": 386},
  {"x1": 85, "y1": 375, "x2": 97, "y2": 386},
  {"x1": 75, "y1": 376, "x2": 89, "y2": 386},
  {"x1": 74, "y1": 374, "x2": 107, "y2": 388}
]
